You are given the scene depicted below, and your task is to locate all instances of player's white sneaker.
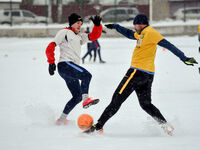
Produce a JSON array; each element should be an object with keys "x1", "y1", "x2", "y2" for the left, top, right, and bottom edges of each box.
[
  {"x1": 56, "y1": 113, "x2": 68, "y2": 125},
  {"x1": 56, "y1": 118, "x2": 69, "y2": 125},
  {"x1": 161, "y1": 123, "x2": 174, "y2": 136}
]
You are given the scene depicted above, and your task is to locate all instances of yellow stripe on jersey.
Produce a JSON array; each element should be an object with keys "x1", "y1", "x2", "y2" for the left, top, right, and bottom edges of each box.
[
  {"x1": 131, "y1": 26, "x2": 164, "y2": 73},
  {"x1": 119, "y1": 69, "x2": 137, "y2": 94}
]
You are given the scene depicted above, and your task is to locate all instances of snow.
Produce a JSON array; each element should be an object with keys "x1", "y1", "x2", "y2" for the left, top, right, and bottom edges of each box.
[
  {"x1": 151, "y1": 19, "x2": 200, "y2": 27},
  {"x1": 0, "y1": 36, "x2": 200, "y2": 150}
]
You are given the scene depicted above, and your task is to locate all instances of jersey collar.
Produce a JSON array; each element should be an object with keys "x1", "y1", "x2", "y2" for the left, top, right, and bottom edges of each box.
[
  {"x1": 64, "y1": 27, "x2": 77, "y2": 34},
  {"x1": 138, "y1": 25, "x2": 149, "y2": 35}
]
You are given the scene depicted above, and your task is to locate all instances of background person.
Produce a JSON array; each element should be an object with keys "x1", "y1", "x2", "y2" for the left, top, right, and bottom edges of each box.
[{"x1": 82, "y1": 16, "x2": 106, "y2": 64}]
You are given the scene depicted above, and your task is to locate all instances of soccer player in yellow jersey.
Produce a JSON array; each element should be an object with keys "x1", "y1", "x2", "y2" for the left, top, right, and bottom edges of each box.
[{"x1": 84, "y1": 14, "x2": 198, "y2": 135}]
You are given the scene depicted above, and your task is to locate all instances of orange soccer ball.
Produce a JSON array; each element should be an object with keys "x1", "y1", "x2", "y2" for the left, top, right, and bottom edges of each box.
[{"x1": 77, "y1": 114, "x2": 93, "y2": 130}]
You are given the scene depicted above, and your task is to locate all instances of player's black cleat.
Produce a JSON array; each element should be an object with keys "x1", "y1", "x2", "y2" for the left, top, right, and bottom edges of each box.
[{"x1": 83, "y1": 124, "x2": 103, "y2": 134}]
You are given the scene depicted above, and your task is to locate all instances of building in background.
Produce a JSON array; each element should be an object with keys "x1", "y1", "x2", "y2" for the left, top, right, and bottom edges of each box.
[
  {"x1": 150, "y1": 0, "x2": 170, "y2": 22},
  {"x1": 19, "y1": 0, "x2": 149, "y2": 23},
  {"x1": 150, "y1": 0, "x2": 200, "y2": 22},
  {"x1": 0, "y1": 0, "x2": 199, "y2": 24},
  {"x1": 169, "y1": 0, "x2": 200, "y2": 17},
  {"x1": 0, "y1": 0, "x2": 22, "y2": 9}
]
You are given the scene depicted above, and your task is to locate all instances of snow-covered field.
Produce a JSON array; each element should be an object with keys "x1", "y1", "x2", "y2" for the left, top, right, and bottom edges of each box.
[{"x1": 0, "y1": 36, "x2": 200, "y2": 150}]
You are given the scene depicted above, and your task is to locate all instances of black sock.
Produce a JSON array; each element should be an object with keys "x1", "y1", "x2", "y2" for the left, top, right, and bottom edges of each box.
[{"x1": 96, "y1": 123, "x2": 103, "y2": 130}]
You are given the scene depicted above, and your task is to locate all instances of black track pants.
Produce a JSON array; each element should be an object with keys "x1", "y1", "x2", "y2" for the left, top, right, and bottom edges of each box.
[{"x1": 97, "y1": 68, "x2": 167, "y2": 127}]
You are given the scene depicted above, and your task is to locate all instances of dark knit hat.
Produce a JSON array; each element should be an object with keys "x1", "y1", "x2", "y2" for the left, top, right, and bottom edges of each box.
[
  {"x1": 68, "y1": 13, "x2": 83, "y2": 26},
  {"x1": 133, "y1": 14, "x2": 149, "y2": 25}
]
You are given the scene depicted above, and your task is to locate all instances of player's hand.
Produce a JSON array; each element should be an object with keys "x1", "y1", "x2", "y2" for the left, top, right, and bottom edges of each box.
[
  {"x1": 184, "y1": 57, "x2": 198, "y2": 66},
  {"x1": 91, "y1": 15, "x2": 102, "y2": 26},
  {"x1": 105, "y1": 24, "x2": 114, "y2": 29},
  {"x1": 49, "y1": 63, "x2": 56, "y2": 75}
]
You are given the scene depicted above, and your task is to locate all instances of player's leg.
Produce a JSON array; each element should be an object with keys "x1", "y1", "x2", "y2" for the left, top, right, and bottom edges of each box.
[
  {"x1": 56, "y1": 79, "x2": 82, "y2": 125},
  {"x1": 82, "y1": 42, "x2": 95, "y2": 63},
  {"x1": 95, "y1": 40, "x2": 105, "y2": 63},
  {"x1": 136, "y1": 74, "x2": 167, "y2": 124},
  {"x1": 63, "y1": 79, "x2": 82, "y2": 114},
  {"x1": 87, "y1": 43, "x2": 93, "y2": 61},
  {"x1": 93, "y1": 49, "x2": 97, "y2": 62},
  {"x1": 59, "y1": 61, "x2": 99, "y2": 108},
  {"x1": 135, "y1": 73, "x2": 174, "y2": 135},
  {"x1": 56, "y1": 63, "x2": 82, "y2": 124},
  {"x1": 84, "y1": 68, "x2": 137, "y2": 133}
]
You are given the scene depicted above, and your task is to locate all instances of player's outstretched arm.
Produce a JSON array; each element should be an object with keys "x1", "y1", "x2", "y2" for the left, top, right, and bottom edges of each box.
[
  {"x1": 105, "y1": 23, "x2": 136, "y2": 40},
  {"x1": 158, "y1": 39, "x2": 198, "y2": 65}
]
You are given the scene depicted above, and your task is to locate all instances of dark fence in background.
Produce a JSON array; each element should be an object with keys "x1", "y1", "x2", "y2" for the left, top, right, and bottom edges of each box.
[{"x1": 20, "y1": 4, "x2": 149, "y2": 23}]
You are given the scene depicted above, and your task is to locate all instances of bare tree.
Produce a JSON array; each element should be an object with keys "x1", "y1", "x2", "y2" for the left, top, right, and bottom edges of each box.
[{"x1": 57, "y1": 0, "x2": 62, "y2": 23}]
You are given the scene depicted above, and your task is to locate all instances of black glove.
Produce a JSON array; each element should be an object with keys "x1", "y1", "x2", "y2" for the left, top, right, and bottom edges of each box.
[
  {"x1": 91, "y1": 15, "x2": 102, "y2": 26},
  {"x1": 184, "y1": 57, "x2": 198, "y2": 66},
  {"x1": 48, "y1": 63, "x2": 56, "y2": 75},
  {"x1": 105, "y1": 24, "x2": 114, "y2": 29}
]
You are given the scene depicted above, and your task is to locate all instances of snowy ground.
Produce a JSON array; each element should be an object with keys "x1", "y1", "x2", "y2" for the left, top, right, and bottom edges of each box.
[{"x1": 0, "y1": 36, "x2": 200, "y2": 150}]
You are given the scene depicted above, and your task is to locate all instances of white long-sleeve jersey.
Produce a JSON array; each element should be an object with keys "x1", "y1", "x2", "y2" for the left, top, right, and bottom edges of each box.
[
  {"x1": 53, "y1": 28, "x2": 89, "y2": 65},
  {"x1": 46, "y1": 25, "x2": 102, "y2": 64}
]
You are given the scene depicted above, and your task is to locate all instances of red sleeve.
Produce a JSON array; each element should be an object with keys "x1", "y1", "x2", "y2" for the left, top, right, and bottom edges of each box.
[
  {"x1": 45, "y1": 42, "x2": 56, "y2": 64},
  {"x1": 88, "y1": 24, "x2": 103, "y2": 41}
]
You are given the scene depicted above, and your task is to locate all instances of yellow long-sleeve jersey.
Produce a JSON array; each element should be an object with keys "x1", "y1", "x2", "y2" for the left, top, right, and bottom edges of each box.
[{"x1": 131, "y1": 26, "x2": 164, "y2": 73}]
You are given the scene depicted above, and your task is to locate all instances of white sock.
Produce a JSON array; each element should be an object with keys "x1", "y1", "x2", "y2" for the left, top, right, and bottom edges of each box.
[
  {"x1": 82, "y1": 94, "x2": 89, "y2": 102},
  {"x1": 60, "y1": 113, "x2": 67, "y2": 121}
]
